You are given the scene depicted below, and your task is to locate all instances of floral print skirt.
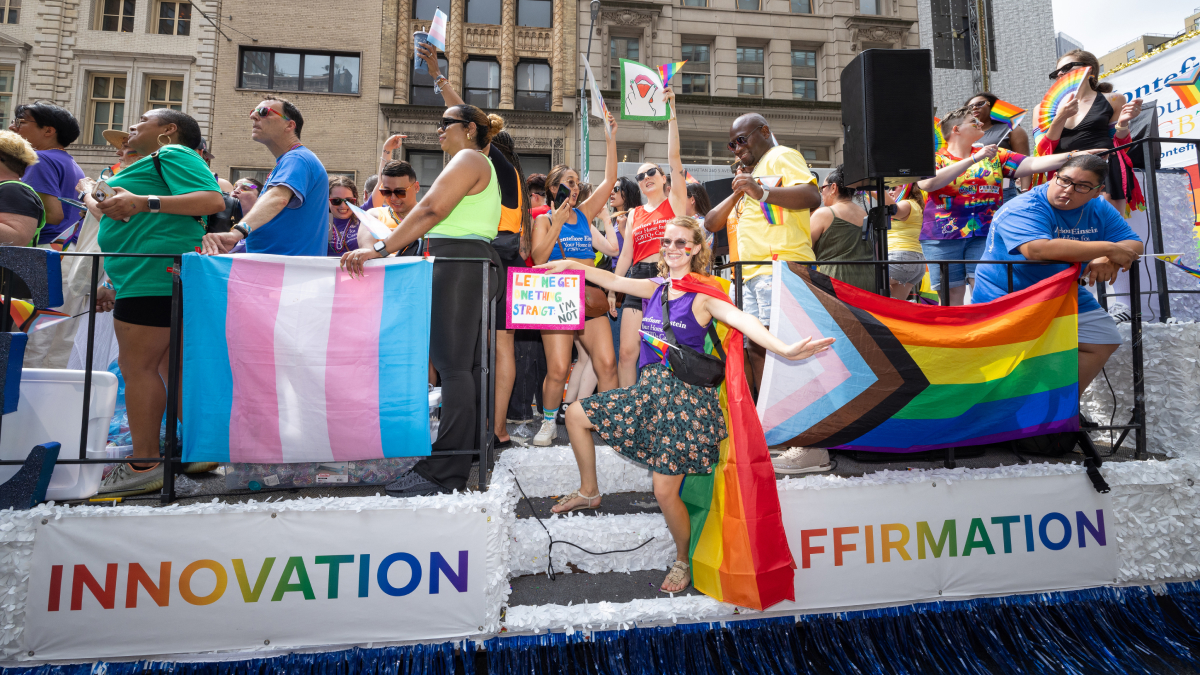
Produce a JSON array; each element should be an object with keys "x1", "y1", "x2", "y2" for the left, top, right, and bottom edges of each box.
[{"x1": 580, "y1": 363, "x2": 726, "y2": 475}]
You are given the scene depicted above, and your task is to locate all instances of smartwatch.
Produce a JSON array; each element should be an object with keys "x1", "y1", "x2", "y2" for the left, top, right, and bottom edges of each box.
[
  {"x1": 232, "y1": 222, "x2": 251, "y2": 239},
  {"x1": 147, "y1": 196, "x2": 161, "y2": 213},
  {"x1": 759, "y1": 185, "x2": 771, "y2": 205},
  {"x1": 373, "y1": 239, "x2": 389, "y2": 255}
]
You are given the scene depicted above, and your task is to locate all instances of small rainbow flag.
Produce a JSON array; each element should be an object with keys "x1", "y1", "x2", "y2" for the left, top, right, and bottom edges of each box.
[
  {"x1": 683, "y1": 169, "x2": 700, "y2": 185},
  {"x1": 760, "y1": 200, "x2": 784, "y2": 225},
  {"x1": 1157, "y1": 254, "x2": 1200, "y2": 281},
  {"x1": 1170, "y1": 67, "x2": 1200, "y2": 109},
  {"x1": 989, "y1": 98, "x2": 1026, "y2": 128},
  {"x1": 1035, "y1": 66, "x2": 1089, "y2": 143},
  {"x1": 639, "y1": 330, "x2": 672, "y2": 364},
  {"x1": 658, "y1": 60, "x2": 687, "y2": 85},
  {"x1": 933, "y1": 116, "x2": 947, "y2": 153},
  {"x1": 3, "y1": 296, "x2": 71, "y2": 333}
]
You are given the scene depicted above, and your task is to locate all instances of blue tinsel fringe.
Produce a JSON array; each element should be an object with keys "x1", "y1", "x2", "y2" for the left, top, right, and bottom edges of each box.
[{"x1": 7, "y1": 581, "x2": 1200, "y2": 675}]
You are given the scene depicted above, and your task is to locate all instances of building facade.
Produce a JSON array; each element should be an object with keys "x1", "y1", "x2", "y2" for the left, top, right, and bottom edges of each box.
[
  {"x1": 1098, "y1": 35, "x2": 1174, "y2": 75},
  {"x1": 0, "y1": 0, "x2": 217, "y2": 178},
  {"x1": 580, "y1": 0, "x2": 920, "y2": 176},
  {"x1": 1056, "y1": 31, "x2": 1083, "y2": 60}
]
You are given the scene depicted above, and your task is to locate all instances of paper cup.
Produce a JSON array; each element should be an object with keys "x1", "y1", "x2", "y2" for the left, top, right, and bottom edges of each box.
[{"x1": 414, "y1": 32, "x2": 430, "y2": 73}]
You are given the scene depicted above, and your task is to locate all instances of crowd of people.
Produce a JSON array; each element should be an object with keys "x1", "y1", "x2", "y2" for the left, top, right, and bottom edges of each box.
[{"x1": 0, "y1": 47, "x2": 1145, "y2": 594}]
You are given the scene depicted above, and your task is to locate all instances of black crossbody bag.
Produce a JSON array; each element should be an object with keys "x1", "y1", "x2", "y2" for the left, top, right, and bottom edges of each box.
[{"x1": 659, "y1": 280, "x2": 726, "y2": 388}]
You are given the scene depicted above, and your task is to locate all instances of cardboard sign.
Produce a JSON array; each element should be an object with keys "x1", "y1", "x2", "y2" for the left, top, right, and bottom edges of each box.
[
  {"x1": 506, "y1": 268, "x2": 585, "y2": 330},
  {"x1": 619, "y1": 59, "x2": 670, "y2": 121}
]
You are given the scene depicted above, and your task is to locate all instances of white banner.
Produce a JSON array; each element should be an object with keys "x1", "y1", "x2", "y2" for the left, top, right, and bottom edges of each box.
[
  {"x1": 23, "y1": 508, "x2": 488, "y2": 660},
  {"x1": 1101, "y1": 36, "x2": 1200, "y2": 168},
  {"x1": 774, "y1": 473, "x2": 1118, "y2": 611}
]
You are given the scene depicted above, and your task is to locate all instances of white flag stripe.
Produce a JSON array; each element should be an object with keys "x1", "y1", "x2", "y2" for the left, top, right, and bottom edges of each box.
[{"x1": 274, "y1": 261, "x2": 336, "y2": 463}]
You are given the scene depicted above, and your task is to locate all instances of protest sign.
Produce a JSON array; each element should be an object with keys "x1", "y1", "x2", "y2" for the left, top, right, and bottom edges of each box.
[
  {"x1": 506, "y1": 268, "x2": 585, "y2": 330},
  {"x1": 619, "y1": 59, "x2": 670, "y2": 121}
]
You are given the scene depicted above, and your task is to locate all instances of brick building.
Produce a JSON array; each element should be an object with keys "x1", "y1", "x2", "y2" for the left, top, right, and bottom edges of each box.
[{"x1": 0, "y1": 0, "x2": 217, "y2": 178}]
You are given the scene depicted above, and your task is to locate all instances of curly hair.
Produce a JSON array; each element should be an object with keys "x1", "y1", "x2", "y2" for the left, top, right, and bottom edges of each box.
[
  {"x1": 656, "y1": 216, "x2": 712, "y2": 279},
  {"x1": 0, "y1": 130, "x2": 38, "y2": 177}
]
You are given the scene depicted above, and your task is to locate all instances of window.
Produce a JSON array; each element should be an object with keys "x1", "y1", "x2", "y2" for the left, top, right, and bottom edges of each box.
[
  {"x1": 464, "y1": 59, "x2": 500, "y2": 108},
  {"x1": 930, "y1": 0, "x2": 998, "y2": 71},
  {"x1": 736, "y1": 46, "x2": 764, "y2": 97},
  {"x1": 521, "y1": 153, "x2": 551, "y2": 177},
  {"x1": 797, "y1": 145, "x2": 831, "y2": 167},
  {"x1": 156, "y1": 1, "x2": 190, "y2": 35},
  {"x1": 98, "y1": 0, "x2": 134, "y2": 31},
  {"x1": 859, "y1": 0, "x2": 879, "y2": 13},
  {"x1": 410, "y1": 55, "x2": 448, "y2": 105},
  {"x1": 466, "y1": 0, "x2": 500, "y2": 24},
  {"x1": 792, "y1": 49, "x2": 817, "y2": 100},
  {"x1": 681, "y1": 139, "x2": 724, "y2": 165},
  {"x1": 517, "y1": 0, "x2": 551, "y2": 27},
  {"x1": 616, "y1": 145, "x2": 641, "y2": 163},
  {"x1": 681, "y1": 43, "x2": 710, "y2": 95},
  {"x1": 88, "y1": 74, "x2": 126, "y2": 146},
  {"x1": 230, "y1": 167, "x2": 272, "y2": 184},
  {"x1": 0, "y1": 0, "x2": 19, "y2": 24},
  {"x1": 408, "y1": 150, "x2": 443, "y2": 200},
  {"x1": 515, "y1": 61, "x2": 551, "y2": 111},
  {"x1": 1126, "y1": 48, "x2": 1136, "y2": 61},
  {"x1": 791, "y1": 0, "x2": 811, "y2": 13},
  {"x1": 146, "y1": 78, "x2": 184, "y2": 110},
  {"x1": 737, "y1": 0, "x2": 759, "y2": 8},
  {"x1": 0, "y1": 68, "x2": 12, "y2": 123},
  {"x1": 682, "y1": 0, "x2": 706, "y2": 6},
  {"x1": 413, "y1": 0, "x2": 437, "y2": 19},
  {"x1": 238, "y1": 49, "x2": 360, "y2": 94},
  {"x1": 610, "y1": 37, "x2": 639, "y2": 90}
]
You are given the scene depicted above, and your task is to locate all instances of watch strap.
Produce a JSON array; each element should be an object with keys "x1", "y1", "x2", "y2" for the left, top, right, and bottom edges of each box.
[
  {"x1": 233, "y1": 222, "x2": 251, "y2": 238},
  {"x1": 373, "y1": 239, "x2": 389, "y2": 254}
]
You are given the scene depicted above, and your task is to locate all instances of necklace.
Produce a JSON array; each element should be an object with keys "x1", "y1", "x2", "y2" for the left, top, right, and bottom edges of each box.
[{"x1": 330, "y1": 216, "x2": 355, "y2": 252}]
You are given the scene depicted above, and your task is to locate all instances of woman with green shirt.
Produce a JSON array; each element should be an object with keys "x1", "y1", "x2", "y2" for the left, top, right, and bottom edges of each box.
[{"x1": 90, "y1": 108, "x2": 226, "y2": 496}]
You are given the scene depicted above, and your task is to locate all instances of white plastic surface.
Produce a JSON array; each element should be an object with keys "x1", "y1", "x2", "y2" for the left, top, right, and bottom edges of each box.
[{"x1": 0, "y1": 369, "x2": 119, "y2": 499}]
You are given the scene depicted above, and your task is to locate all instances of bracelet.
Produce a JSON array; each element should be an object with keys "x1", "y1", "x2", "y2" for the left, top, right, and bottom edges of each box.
[{"x1": 101, "y1": 281, "x2": 114, "y2": 291}]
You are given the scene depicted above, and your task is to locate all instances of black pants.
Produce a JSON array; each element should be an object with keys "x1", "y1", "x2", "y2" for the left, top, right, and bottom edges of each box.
[
  {"x1": 414, "y1": 238, "x2": 502, "y2": 490},
  {"x1": 508, "y1": 329, "x2": 547, "y2": 420}
]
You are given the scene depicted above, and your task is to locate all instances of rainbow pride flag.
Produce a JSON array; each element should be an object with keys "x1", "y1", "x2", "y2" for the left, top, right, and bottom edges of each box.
[
  {"x1": 989, "y1": 98, "x2": 1026, "y2": 128},
  {"x1": 760, "y1": 200, "x2": 784, "y2": 225},
  {"x1": 758, "y1": 263, "x2": 1080, "y2": 452},
  {"x1": 181, "y1": 254, "x2": 434, "y2": 463},
  {"x1": 658, "y1": 60, "x2": 687, "y2": 85},
  {"x1": 677, "y1": 274, "x2": 795, "y2": 611},
  {"x1": 1158, "y1": 254, "x2": 1200, "y2": 281},
  {"x1": 639, "y1": 330, "x2": 671, "y2": 364},
  {"x1": 3, "y1": 296, "x2": 70, "y2": 333},
  {"x1": 933, "y1": 116, "x2": 947, "y2": 153},
  {"x1": 1171, "y1": 67, "x2": 1200, "y2": 109}
]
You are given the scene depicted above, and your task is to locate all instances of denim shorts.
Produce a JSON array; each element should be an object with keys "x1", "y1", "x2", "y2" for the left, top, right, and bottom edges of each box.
[
  {"x1": 733, "y1": 273, "x2": 773, "y2": 324},
  {"x1": 921, "y1": 237, "x2": 987, "y2": 290},
  {"x1": 1078, "y1": 308, "x2": 1123, "y2": 345},
  {"x1": 888, "y1": 250, "x2": 926, "y2": 286}
]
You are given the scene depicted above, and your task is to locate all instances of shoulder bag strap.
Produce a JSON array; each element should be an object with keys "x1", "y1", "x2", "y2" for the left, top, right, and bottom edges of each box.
[
  {"x1": 659, "y1": 279, "x2": 678, "y2": 346},
  {"x1": 150, "y1": 151, "x2": 175, "y2": 195}
]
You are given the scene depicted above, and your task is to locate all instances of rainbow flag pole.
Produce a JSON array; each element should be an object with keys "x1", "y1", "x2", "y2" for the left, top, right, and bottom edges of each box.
[{"x1": 658, "y1": 60, "x2": 687, "y2": 85}]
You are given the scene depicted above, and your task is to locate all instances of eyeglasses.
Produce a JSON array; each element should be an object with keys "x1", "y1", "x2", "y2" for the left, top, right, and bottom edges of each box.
[
  {"x1": 966, "y1": 100, "x2": 990, "y2": 110},
  {"x1": 635, "y1": 167, "x2": 661, "y2": 182},
  {"x1": 251, "y1": 105, "x2": 290, "y2": 121},
  {"x1": 329, "y1": 197, "x2": 352, "y2": 206},
  {"x1": 1049, "y1": 62, "x2": 1088, "y2": 80},
  {"x1": 728, "y1": 125, "x2": 766, "y2": 151},
  {"x1": 437, "y1": 117, "x2": 470, "y2": 131},
  {"x1": 660, "y1": 237, "x2": 693, "y2": 251},
  {"x1": 9, "y1": 117, "x2": 28, "y2": 128},
  {"x1": 379, "y1": 187, "x2": 409, "y2": 198},
  {"x1": 1054, "y1": 175, "x2": 1100, "y2": 193}
]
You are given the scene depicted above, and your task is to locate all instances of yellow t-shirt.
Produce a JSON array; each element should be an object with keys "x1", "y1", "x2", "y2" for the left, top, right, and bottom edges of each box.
[
  {"x1": 366, "y1": 206, "x2": 402, "y2": 238},
  {"x1": 734, "y1": 145, "x2": 818, "y2": 278},
  {"x1": 887, "y1": 198, "x2": 923, "y2": 254}
]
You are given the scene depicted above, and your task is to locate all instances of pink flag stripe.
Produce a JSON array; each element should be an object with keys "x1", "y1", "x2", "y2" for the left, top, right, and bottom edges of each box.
[
  {"x1": 227, "y1": 258, "x2": 286, "y2": 463},
  {"x1": 325, "y1": 265, "x2": 387, "y2": 460}
]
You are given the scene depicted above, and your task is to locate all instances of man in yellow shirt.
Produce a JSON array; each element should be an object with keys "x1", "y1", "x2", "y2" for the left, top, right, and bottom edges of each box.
[{"x1": 356, "y1": 160, "x2": 420, "y2": 253}]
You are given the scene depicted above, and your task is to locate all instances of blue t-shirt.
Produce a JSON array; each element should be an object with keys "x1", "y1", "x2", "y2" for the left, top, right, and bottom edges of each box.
[
  {"x1": 974, "y1": 185, "x2": 1140, "y2": 313},
  {"x1": 546, "y1": 208, "x2": 594, "y2": 261},
  {"x1": 24, "y1": 148, "x2": 86, "y2": 245},
  {"x1": 246, "y1": 146, "x2": 329, "y2": 256}
]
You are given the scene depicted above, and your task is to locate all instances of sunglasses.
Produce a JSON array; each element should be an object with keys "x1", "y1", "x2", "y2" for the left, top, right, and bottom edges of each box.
[
  {"x1": 252, "y1": 105, "x2": 290, "y2": 121},
  {"x1": 728, "y1": 125, "x2": 766, "y2": 151},
  {"x1": 966, "y1": 100, "x2": 990, "y2": 110},
  {"x1": 379, "y1": 187, "x2": 409, "y2": 198},
  {"x1": 1049, "y1": 62, "x2": 1088, "y2": 80},
  {"x1": 635, "y1": 167, "x2": 661, "y2": 182},
  {"x1": 660, "y1": 237, "x2": 693, "y2": 251},
  {"x1": 329, "y1": 197, "x2": 351, "y2": 206},
  {"x1": 437, "y1": 117, "x2": 470, "y2": 131}
]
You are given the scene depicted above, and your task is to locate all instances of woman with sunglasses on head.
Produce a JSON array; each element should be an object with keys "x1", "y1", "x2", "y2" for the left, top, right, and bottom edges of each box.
[
  {"x1": 538, "y1": 216, "x2": 834, "y2": 592},
  {"x1": 1040, "y1": 50, "x2": 1144, "y2": 216},
  {"x1": 528, "y1": 114, "x2": 621, "y2": 447},
  {"x1": 327, "y1": 175, "x2": 360, "y2": 257},
  {"x1": 341, "y1": 104, "x2": 505, "y2": 497},
  {"x1": 964, "y1": 92, "x2": 1031, "y2": 202},
  {"x1": 613, "y1": 88, "x2": 689, "y2": 388}
]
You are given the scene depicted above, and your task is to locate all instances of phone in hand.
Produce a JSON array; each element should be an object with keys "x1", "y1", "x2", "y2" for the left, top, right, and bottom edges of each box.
[
  {"x1": 552, "y1": 184, "x2": 571, "y2": 209},
  {"x1": 93, "y1": 180, "x2": 116, "y2": 202}
]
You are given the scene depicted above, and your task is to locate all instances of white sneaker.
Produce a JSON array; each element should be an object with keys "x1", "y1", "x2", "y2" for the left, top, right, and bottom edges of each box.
[
  {"x1": 532, "y1": 420, "x2": 558, "y2": 446},
  {"x1": 771, "y1": 447, "x2": 832, "y2": 474}
]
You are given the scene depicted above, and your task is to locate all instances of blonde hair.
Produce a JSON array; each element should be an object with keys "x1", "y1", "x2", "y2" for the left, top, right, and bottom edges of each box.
[
  {"x1": 0, "y1": 130, "x2": 38, "y2": 176},
  {"x1": 656, "y1": 216, "x2": 712, "y2": 278}
]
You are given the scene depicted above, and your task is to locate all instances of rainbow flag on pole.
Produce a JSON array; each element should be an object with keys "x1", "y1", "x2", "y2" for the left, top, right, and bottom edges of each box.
[
  {"x1": 933, "y1": 116, "x2": 947, "y2": 153},
  {"x1": 677, "y1": 274, "x2": 795, "y2": 611},
  {"x1": 658, "y1": 61, "x2": 687, "y2": 84},
  {"x1": 1157, "y1": 253, "x2": 1200, "y2": 281},
  {"x1": 758, "y1": 263, "x2": 1080, "y2": 452},
  {"x1": 989, "y1": 98, "x2": 1026, "y2": 128},
  {"x1": 3, "y1": 296, "x2": 70, "y2": 333},
  {"x1": 181, "y1": 254, "x2": 434, "y2": 463},
  {"x1": 1170, "y1": 67, "x2": 1200, "y2": 109}
]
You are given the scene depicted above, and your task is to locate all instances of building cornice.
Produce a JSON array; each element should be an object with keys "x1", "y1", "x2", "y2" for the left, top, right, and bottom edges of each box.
[
  {"x1": 598, "y1": 90, "x2": 841, "y2": 115},
  {"x1": 73, "y1": 49, "x2": 197, "y2": 64},
  {"x1": 380, "y1": 104, "x2": 575, "y2": 129},
  {"x1": 0, "y1": 31, "x2": 31, "y2": 52}
]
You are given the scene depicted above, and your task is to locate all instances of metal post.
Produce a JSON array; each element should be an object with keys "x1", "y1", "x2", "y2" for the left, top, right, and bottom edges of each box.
[
  {"x1": 939, "y1": 262, "x2": 950, "y2": 306},
  {"x1": 1005, "y1": 262, "x2": 1014, "y2": 294},
  {"x1": 1129, "y1": 259, "x2": 1146, "y2": 460},
  {"x1": 477, "y1": 260, "x2": 490, "y2": 488},
  {"x1": 1, "y1": 268, "x2": 11, "y2": 331},
  {"x1": 873, "y1": 177, "x2": 890, "y2": 296},
  {"x1": 78, "y1": 257, "x2": 100, "y2": 460},
  {"x1": 484, "y1": 260, "x2": 495, "y2": 487},
  {"x1": 733, "y1": 263, "x2": 744, "y2": 310},
  {"x1": 161, "y1": 257, "x2": 183, "y2": 504},
  {"x1": 580, "y1": 0, "x2": 600, "y2": 183},
  {"x1": 1140, "y1": 141, "x2": 1171, "y2": 321}
]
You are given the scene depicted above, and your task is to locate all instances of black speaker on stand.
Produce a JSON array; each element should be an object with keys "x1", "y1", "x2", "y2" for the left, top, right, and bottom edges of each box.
[{"x1": 840, "y1": 48, "x2": 937, "y2": 295}]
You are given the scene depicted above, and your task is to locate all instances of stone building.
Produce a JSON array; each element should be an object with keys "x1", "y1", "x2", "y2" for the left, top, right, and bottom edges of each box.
[
  {"x1": 578, "y1": 0, "x2": 921, "y2": 175},
  {"x1": 0, "y1": 0, "x2": 217, "y2": 178}
]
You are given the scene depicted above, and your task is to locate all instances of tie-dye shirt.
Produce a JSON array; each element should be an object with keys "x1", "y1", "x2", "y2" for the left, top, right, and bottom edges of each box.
[{"x1": 921, "y1": 148, "x2": 1025, "y2": 240}]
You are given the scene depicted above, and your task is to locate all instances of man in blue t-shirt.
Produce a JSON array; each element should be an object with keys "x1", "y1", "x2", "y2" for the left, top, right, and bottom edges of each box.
[
  {"x1": 201, "y1": 97, "x2": 328, "y2": 256},
  {"x1": 975, "y1": 154, "x2": 1142, "y2": 391},
  {"x1": 10, "y1": 102, "x2": 85, "y2": 246}
]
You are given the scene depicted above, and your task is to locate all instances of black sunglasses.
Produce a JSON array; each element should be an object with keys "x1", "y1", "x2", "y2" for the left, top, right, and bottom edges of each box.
[
  {"x1": 437, "y1": 117, "x2": 470, "y2": 131},
  {"x1": 379, "y1": 187, "x2": 409, "y2": 197},
  {"x1": 1049, "y1": 62, "x2": 1088, "y2": 80},
  {"x1": 329, "y1": 197, "x2": 350, "y2": 206},
  {"x1": 728, "y1": 125, "x2": 766, "y2": 151},
  {"x1": 635, "y1": 167, "x2": 661, "y2": 182}
]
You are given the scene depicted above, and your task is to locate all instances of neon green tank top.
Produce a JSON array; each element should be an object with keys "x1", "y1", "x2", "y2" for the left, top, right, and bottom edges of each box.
[{"x1": 427, "y1": 150, "x2": 500, "y2": 240}]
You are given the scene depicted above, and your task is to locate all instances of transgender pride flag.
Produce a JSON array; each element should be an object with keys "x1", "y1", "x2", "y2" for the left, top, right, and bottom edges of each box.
[{"x1": 181, "y1": 253, "x2": 433, "y2": 463}]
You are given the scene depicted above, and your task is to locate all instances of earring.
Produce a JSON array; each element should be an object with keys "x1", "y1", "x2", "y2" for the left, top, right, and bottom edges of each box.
[{"x1": 157, "y1": 133, "x2": 172, "y2": 147}]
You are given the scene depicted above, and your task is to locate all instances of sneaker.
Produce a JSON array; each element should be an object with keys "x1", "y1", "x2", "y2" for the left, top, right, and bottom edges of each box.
[
  {"x1": 556, "y1": 403, "x2": 569, "y2": 425},
  {"x1": 1107, "y1": 301, "x2": 1131, "y2": 323},
  {"x1": 532, "y1": 419, "x2": 558, "y2": 446},
  {"x1": 184, "y1": 462, "x2": 220, "y2": 474},
  {"x1": 771, "y1": 447, "x2": 832, "y2": 475},
  {"x1": 98, "y1": 463, "x2": 164, "y2": 497},
  {"x1": 385, "y1": 470, "x2": 447, "y2": 496},
  {"x1": 511, "y1": 419, "x2": 539, "y2": 439}
]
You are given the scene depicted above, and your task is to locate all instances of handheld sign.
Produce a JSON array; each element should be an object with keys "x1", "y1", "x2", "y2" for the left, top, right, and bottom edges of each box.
[{"x1": 507, "y1": 267, "x2": 585, "y2": 330}]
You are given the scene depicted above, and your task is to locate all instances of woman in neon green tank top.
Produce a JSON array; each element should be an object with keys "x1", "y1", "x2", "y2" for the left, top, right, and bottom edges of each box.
[{"x1": 341, "y1": 104, "x2": 504, "y2": 497}]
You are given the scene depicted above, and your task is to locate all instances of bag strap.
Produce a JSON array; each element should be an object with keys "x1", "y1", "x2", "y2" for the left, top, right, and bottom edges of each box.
[
  {"x1": 659, "y1": 279, "x2": 727, "y2": 362},
  {"x1": 150, "y1": 151, "x2": 175, "y2": 195}
]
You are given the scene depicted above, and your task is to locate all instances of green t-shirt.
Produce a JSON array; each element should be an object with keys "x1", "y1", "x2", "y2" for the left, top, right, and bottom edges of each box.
[{"x1": 97, "y1": 145, "x2": 220, "y2": 298}]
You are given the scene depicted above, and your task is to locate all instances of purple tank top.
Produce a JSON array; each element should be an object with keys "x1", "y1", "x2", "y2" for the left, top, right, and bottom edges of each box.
[{"x1": 639, "y1": 280, "x2": 710, "y2": 369}]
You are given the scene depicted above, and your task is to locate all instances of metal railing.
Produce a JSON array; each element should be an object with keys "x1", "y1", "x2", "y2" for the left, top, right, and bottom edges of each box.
[{"x1": 0, "y1": 252, "x2": 499, "y2": 503}]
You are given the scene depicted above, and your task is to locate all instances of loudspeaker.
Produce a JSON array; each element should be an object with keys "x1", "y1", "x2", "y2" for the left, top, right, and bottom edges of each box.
[{"x1": 841, "y1": 49, "x2": 936, "y2": 187}]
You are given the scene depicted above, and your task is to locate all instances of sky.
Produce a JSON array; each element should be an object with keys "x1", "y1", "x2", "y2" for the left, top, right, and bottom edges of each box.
[{"x1": 1052, "y1": 0, "x2": 1198, "y2": 56}]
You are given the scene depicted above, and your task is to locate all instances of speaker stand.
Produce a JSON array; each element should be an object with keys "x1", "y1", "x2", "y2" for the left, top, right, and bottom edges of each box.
[{"x1": 866, "y1": 178, "x2": 893, "y2": 296}]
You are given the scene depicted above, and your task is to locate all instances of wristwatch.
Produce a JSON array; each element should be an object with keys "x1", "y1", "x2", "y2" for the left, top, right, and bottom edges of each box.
[
  {"x1": 232, "y1": 222, "x2": 251, "y2": 239},
  {"x1": 147, "y1": 196, "x2": 161, "y2": 213},
  {"x1": 759, "y1": 185, "x2": 771, "y2": 204},
  {"x1": 373, "y1": 239, "x2": 389, "y2": 256}
]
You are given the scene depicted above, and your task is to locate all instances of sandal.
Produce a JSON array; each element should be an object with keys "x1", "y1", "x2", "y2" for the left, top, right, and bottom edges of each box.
[
  {"x1": 551, "y1": 490, "x2": 601, "y2": 513},
  {"x1": 660, "y1": 560, "x2": 691, "y2": 593}
]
